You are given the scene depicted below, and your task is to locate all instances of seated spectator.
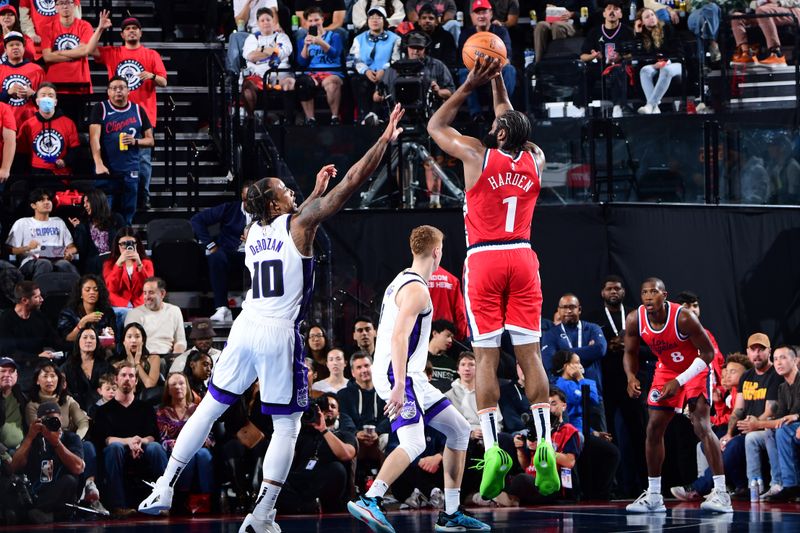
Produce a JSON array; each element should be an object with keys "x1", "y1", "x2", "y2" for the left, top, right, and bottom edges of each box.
[
  {"x1": 764, "y1": 345, "x2": 800, "y2": 502},
  {"x1": 25, "y1": 360, "x2": 89, "y2": 439},
  {"x1": 0, "y1": 6, "x2": 36, "y2": 60},
  {"x1": 277, "y1": 392, "x2": 356, "y2": 513},
  {"x1": 0, "y1": 281, "x2": 63, "y2": 390},
  {"x1": 242, "y1": 8, "x2": 296, "y2": 122},
  {"x1": 102, "y1": 228, "x2": 155, "y2": 328},
  {"x1": 499, "y1": 362, "x2": 531, "y2": 434},
  {"x1": 0, "y1": 357, "x2": 27, "y2": 455},
  {"x1": 0, "y1": 30, "x2": 43, "y2": 127},
  {"x1": 227, "y1": 0, "x2": 282, "y2": 73},
  {"x1": 16, "y1": 83, "x2": 80, "y2": 176},
  {"x1": 19, "y1": 0, "x2": 82, "y2": 46},
  {"x1": 352, "y1": 0, "x2": 405, "y2": 31},
  {"x1": 505, "y1": 386, "x2": 582, "y2": 504},
  {"x1": 457, "y1": 0, "x2": 516, "y2": 119},
  {"x1": 305, "y1": 323, "x2": 330, "y2": 378},
  {"x1": 156, "y1": 372, "x2": 214, "y2": 508},
  {"x1": 9, "y1": 401, "x2": 84, "y2": 524},
  {"x1": 56, "y1": 274, "x2": 116, "y2": 345},
  {"x1": 550, "y1": 349, "x2": 599, "y2": 433},
  {"x1": 6, "y1": 188, "x2": 79, "y2": 279},
  {"x1": 405, "y1": 0, "x2": 461, "y2": 44},
  {"x1": 295, "y1": 0, "x2": 346, "y2": 38},
  {"x1": 579, "y1": 0, "x2": 634, "y2": 117},
  {"x1": 89, "y1": 75, "x2": 154, "y2": 224},
  {"x1": 312, "y1": 348, "x2": 348, "y2": 393},
  {"x1": 731, "y1": 0, "x2": 799, "y2": 66},
  {"x1": 87, "y1": 371, "x2": 116, "y2": 419},
  {"x1": 190, "y1": 181, "x2": 251, "y2": 324},
  {"x1": 428, "y1": 319, "x2": 458, "y2": 393},
  {"x1": 711, "y1": 353, "x2": 751, "y2": 433},
  {"x1": 413, "y1": 3, "x2": 457, "y2": 66},
  {"x1": 124, "y1": 277, "x2": 186, "y2": 356},
  {"x1": 60, "y1": 326, "x2": 111, "y2": 412},
  {"x1": 445, "y1": 351, "x2": 504, "y2": 435},
  {"x1": 428, "y1": 266, "x2": 467, "y2": 342},
  {"x1": 91, "y1": 362, "x2": 168, "y2": 517},
  {"x1": 115, "y1": 322, "x2": 161, "y2": 394},
  {"x1": 349, "y1": 6, "x2": 400, "y2": 125},
  {"x1": 183, "y1": 351, "x2": 213, "y2": 404},
  {"x1": 169, "y1": 318, "x2": 221, "y2": 374},
  {"x1": 532, "y1": 0, "x2": 580, "y2": 63},
  {"x1": 633, "y1": 7, "x2": 682, "y2": 115},
  {"x1": 295, "y1": 6, "x2": 345, "y2": 126},
  {"x1": 687, "y1": 0, "x2": 721, "y2": 63},
  {"x1": 490, "y1": 0, "x2": 520, "y2": 27},
  {"x1": 67, "y1": 189, "x2": 125, "y2": 275}
]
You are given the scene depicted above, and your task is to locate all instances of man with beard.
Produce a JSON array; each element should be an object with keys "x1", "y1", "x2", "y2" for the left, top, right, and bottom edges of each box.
[
  {"x1": 427, "y1": 59, "x2": 560, "y2": 500},
  {"x1": 92, "y1": 362, "x2": 167, "y2": 517},
  {"x1": 169, "y1": 318, "x2": 221, "y2": 373},
  {"x1": 414, "y1": 3, "x2": 457, "y2": 66},
  {"x1": 93, "y1": 16, "x2": 167, "y2": 211},
  {"x1": 125, "y1": 277, "x2": 186, "y2": 356}
]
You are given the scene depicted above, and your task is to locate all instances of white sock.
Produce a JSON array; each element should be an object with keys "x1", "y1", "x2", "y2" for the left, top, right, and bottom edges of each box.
[
  {"x1": 530, "y1": 403, "x2": 552, "y2": 445},
  {"x1": 478, "y1": 408, "x2": 499, "y2": 449},
  {"x1": 166, "y1": 395, "x2": 229, "y2": 487},
  {"x1": 430, "y1": 193, "x2": 440, "y2": 204},
  {"x1": 444, "y1": 488, "x2": 460, "y2": 515},
  {"x1": 713, "y1": 475, "x2": 726, "y2": 492},
  {"x1": 252, "y1": 481, "x2": 281, "y2": 521},
  {"x1": 648, "y1": 476, "x2": 661, "y2": 495},
  {"x1": 366, "y1": 479, "x2": 389, "y2": 499}
]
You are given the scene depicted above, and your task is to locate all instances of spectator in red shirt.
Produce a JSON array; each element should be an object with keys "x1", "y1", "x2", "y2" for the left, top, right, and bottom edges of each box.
[
  {"x1": 428, "y1": 265, "x2": 468, "y2": 341},
  {"x1": 0, "y1": 31, "x2": 44, "y2": 127},
  {"x1": 0, "y1": 101, "x2": 15, "y2": 183},
  {"x1": 93, "y1": 15, "x2": 167, "y2": 211},
  {"x1": 41, "y1": 4, "x2": 109, "y2": 95},
  {"x1": 16, "y1": 82, "x2": 80, "y2": 176},
  {"x1": 20, "y1": 0, "x2": 82, "y2": 46},
  {"x1": 0, "y1": 5, "x2": 36, "y2": 60},
  {"x1": 102, "y1": 227, "x2": 155, "y2": 327}
]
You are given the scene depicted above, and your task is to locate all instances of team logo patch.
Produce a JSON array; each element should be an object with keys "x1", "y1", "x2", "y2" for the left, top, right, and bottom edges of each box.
[
  {"x1": 400, "y1": 400, "x2": 417, "y2": 420},
  {"x1": 648, "y1": 388, "x2": 662, "y2": 403},
  {"x1": 33, "y1": 130, "x2": 64, "y2": 162},
  {"x1": 296, "y1": 385, "x2": 309, "y2": 408},
  {"x1": 116, "y1": 59, "x2": 145, "y2": 91},
  {"x1": 2, "y1": 74, "x2": 32, "y2": 107},
  {"x1": 54, "y1": 33, "x2": 81, "y2": 51},
  {"x1": 35, "y1": 0, "x2": 57, "y2": 16}
]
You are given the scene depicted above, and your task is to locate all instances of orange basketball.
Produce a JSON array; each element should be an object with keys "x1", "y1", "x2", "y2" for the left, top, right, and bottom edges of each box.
[{"x1": 461, "y1": 31, "x2": 508, "y2": 71}]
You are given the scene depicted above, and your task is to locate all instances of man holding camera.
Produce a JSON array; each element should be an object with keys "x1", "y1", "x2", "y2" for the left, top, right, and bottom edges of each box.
[
  {"x1": 8, "y1": 401, "x2": 84, "y2": 524},
  {"x1": 278, "y1": 392, "x2": 357, "y2": 513}
]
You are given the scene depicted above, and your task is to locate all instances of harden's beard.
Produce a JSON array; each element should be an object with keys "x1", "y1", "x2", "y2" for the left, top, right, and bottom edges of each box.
[{"x1": 481, "y1": 131, "x2": 499, "y2": 149}]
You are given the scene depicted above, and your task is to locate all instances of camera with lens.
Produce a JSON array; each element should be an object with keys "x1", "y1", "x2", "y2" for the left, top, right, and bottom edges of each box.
[
  {"x1": 126, "y1": 244, "x2": 135, "y2": 252},
  {"x1": 41, "y1": 416, "x2": 61, "y2": 432},
  {"x1": 301, "y1": 395, "x2": 330, "y2": 425},
  {"x1": 521, "y1": 412, "x2": 559, "y2": 442}
]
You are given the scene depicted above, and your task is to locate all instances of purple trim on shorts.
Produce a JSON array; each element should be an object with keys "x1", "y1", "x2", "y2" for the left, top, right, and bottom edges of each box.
[
  {"x1": 387, "y1": 374, "x2": 423, "y2": 432},
  {"x1": 208, "y1": 380, "x2": 239, "y2": 405},
  {"x1": 422, "y1": 397, "x2": 452, "y2": 424}
]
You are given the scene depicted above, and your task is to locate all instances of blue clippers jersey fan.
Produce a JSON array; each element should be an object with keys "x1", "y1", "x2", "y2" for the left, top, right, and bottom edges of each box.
[{"x1": 89, "y1": 100, "x2": 152, "y2": 174}]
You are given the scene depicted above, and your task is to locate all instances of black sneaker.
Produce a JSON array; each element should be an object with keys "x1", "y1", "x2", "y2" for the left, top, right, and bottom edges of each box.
[
  {"x1": 330, "y1": 116, "x2": 340, "y2": 125},
  {"x1": 304, "y1": 117, "x2": 317, "y2": 127},
  {"x1": 765, "y1": 486, "x2": 800, "y2": 502}
]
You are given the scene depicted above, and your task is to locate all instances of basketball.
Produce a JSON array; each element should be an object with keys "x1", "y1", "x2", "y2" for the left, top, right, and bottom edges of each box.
[{"x1": 461, "y1": 32, "x2": 508, "y2": 71}]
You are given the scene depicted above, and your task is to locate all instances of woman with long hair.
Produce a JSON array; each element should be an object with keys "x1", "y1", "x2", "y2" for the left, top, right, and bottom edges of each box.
[
  {"x1": 115, "y1": 322, "x2": 161, "y2": 391},
  {"x1": 57, "y1": 274, "x2": 116, "y2": 344},
  {"x1": 305, "y1": 323, "x2": 330, "y2": 379},
  {"x1": 60, "y1": 325, "x2": 111, "y2": 412},
  {"x1": 183, "y1": 351, "x2": 213, "y2": 404},
  {"x1": 69, "y1": 189, "x2": 125, "y2": 274},
  {"x1": 311, "y1": 348, "x2": 348, "y2": 393},
  {"x1": 156, "y1": 372, "x2": 214, "y2": 508},
  {"x1": 103, "y1": 227, "x2": 154, "y2": 327},
  {"x1": 0, "y1": 4, "x2": 35, "y2": 60},
  {"x1": 634, "y1": 8, "x2": 682, "y2": 115}
]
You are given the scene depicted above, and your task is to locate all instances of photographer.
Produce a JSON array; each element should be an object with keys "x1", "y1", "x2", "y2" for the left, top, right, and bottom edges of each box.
[
  {"x1": 277, "y1": 393, "x2": 357, "y2": 513},
  {"x1": 9, "y1": 401, "x2": 84, "y2": 524}
]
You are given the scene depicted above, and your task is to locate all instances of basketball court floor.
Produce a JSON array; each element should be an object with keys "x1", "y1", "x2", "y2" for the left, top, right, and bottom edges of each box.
[{"x1": 3, "y1": 501, "x2": 799, "y2": 532}]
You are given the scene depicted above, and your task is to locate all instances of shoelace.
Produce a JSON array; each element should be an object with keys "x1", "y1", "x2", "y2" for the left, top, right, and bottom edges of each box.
[{"x1": 470, "y1": 458, "x2": 486, "y2": 471}]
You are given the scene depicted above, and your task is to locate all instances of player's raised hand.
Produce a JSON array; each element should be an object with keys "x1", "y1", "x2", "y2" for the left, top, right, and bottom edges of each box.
[
  {"x1": 465, "y1": 56, "x2": 502, "y2": 90},
  {"x1": 312, "y1": 164, "x2": 336, "y2": 197},
  {"x1": 380, "y1": 104, "x2": 405, "y2": 143}
]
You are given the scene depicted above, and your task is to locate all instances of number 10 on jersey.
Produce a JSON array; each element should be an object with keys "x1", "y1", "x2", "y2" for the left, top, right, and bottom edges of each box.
[{"x1": 252, "y1": 260, "x2": 284, "y2": 298}]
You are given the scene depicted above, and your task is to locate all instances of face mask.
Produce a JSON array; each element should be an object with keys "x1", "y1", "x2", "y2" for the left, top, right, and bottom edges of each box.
[
  {"x1": 38, "y1": 97, "x2": 55, "y2": 114},
  {"x1": 481, "y1": 131, "x2": 498, "y2": 149}
]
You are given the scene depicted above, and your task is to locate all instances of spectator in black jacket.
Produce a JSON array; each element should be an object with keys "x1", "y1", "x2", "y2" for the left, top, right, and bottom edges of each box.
[
  {"x1": 190, "y1": 181, "x2": 252, "y2": 323},
  {"x1": 60, "y1": 326, "x2": 111, "y2": 412},
  {"x1": 415, "y1": 3, "x2": 457, "y2": 66},
  {"x1": 0, "y1": 281, "x2": 63, "y2": 391}
]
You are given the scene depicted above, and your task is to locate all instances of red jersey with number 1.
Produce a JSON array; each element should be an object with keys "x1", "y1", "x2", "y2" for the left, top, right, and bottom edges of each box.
[
  {"x1": 638, "y1": 302, "x2": 698, "y2": 374},
  {"x1": 464, "y1": 148, "x2": 541, "y2": 247}
]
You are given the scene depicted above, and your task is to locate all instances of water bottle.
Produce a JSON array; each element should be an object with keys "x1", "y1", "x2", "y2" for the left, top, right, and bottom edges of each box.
[
  {"x1": 629, "y1": 0, "x2": 637, "y2": 21},
  {"x1": 529, "y1": 9, "x2": 538, "y2": 25},
  {"x1": 580, "y1": 6, "x2": 588, "y2": 24},
  {"x1": 291, "y1": 15, "x2": 299, "y2": 32},
  {"x1": 749, "y1": 478, "x2": 762, "y2": 502},
  {"x1": 346, "y1": 53, "x2": 355, "y2": 70},
  {"x1": 524, "y1": 49, "x2": 535, "y2": 68},
  {"x1": 456, "y1": 11, "x2": 464, "y2": 24}
]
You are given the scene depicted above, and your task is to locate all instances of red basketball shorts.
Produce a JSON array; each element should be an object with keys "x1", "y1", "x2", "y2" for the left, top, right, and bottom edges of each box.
[
  {"x1": 648, "y1": 364, "x2": 710, "y2": 411},
  {"x1": 463, "y1": 243, "x2": 542, "y2": 343}
]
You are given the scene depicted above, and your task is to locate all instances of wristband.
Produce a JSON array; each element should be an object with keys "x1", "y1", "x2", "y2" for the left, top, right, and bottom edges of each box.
[
  {"x1": 675, "y1": 357, "x2": 708, "y2": 386},
  {"x1": 321, "y1": 429, "x2": 329, "y2": 435}
]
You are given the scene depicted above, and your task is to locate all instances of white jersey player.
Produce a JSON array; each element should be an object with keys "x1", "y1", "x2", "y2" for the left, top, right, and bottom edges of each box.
[
  {"x1": 348, "y1": 226, "x2": 489, "y2": 533},
  {"x1": 139, "y1": 105, "x2": 406, "y2": 533}
]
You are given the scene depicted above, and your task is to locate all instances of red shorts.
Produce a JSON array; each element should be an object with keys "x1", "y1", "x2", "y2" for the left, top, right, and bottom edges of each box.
[
  {"x1": 245, "y1": 75, "x2": 266, "y2": 90},
  {"x1": 648, "y1": 364, "x2": 710, "y2": 411},
  {"x1": 463, "y1": 244, "x2": 542, "y2": 342}
]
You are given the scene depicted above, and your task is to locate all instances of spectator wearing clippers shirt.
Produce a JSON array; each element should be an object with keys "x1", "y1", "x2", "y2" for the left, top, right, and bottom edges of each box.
[
  {"x1": 0, "y1": 30, "x2": 44, "y2": 127},
  {"x1": 93, "y1": 16, "x2": 166, "y2": 210}
]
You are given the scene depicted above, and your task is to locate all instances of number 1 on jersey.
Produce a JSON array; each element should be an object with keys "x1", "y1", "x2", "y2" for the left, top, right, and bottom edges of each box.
[{"x1": 502, "y1": 196, "x2": 517, "y2": 233}]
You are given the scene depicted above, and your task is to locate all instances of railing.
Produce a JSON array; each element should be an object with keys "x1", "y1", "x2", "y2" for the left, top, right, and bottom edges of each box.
[
  {"x1": 207, "y1": 51, "x2": 237, "y2": 186},
  {"x1": 185, "y1": 141, "x2": 201, "y2": 212},
  {"x1": 163, "y1": 95, "x2": 178, "y2": 207}
]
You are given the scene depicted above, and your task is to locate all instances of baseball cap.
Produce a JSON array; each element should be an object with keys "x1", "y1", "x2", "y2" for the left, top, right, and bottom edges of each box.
[
  {"x1": 406, "y1": 31, "x2": 431, "y2": 49},
  {"x1": 3, "y1": 31, "x2": 24, "y2": 45},
  {"x1": 747, "y1": 333, "x2": 770, "y2": 349},
  {"x1": 0, "y1": 356, "x2": 17, "y2": 369},
  {"x1": 36, "y1": 401, "x2": 60, "y2": 418},
  {"x1": 367, "y1": 6, "x2": 387, "y2": 19},
  {"x1": 472, "y1": 0, "x2": 492, "y2": 12},
  {"x1": 0, "y1": 5, "x2": 17, "y2": 16},
  {"x1": 189, "y1": 318, "x2": 217, "y2": 340},
  {"x1": 121, "y1": 17, "x2": 142, "y2": 29}
]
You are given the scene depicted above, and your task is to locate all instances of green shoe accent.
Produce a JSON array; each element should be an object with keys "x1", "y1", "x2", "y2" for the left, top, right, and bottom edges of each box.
[
  {"x1": 534, "y1": 440, "x2": 561, "y2": 496},
  {"x1": 478, "y1": 444, "x2": 513, "y2": 500}
]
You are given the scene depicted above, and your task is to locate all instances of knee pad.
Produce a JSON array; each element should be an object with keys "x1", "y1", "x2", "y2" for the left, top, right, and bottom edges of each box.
[
  {"x1": 396, "y1": 424, "x2": 427, "y2": 462},
  {"x1": 295, "y1": 75, "x2": 316, "y2": 101}
]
